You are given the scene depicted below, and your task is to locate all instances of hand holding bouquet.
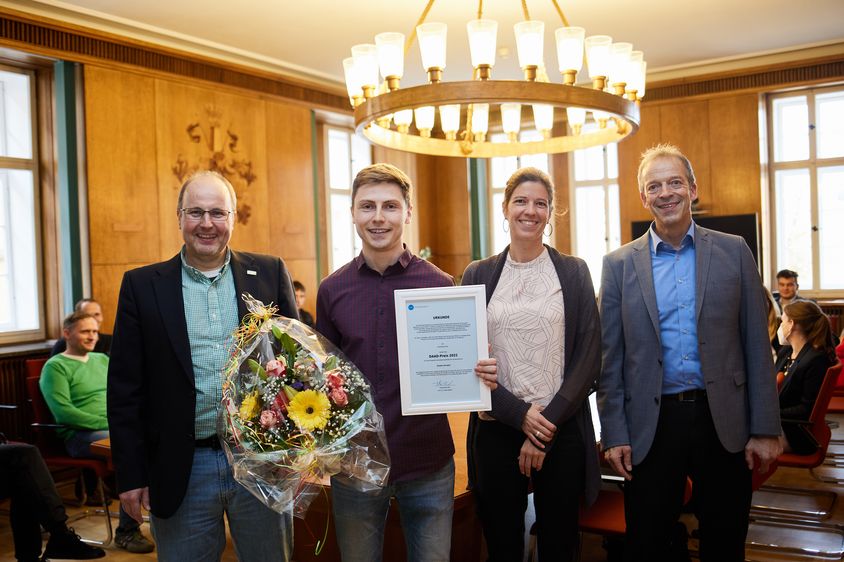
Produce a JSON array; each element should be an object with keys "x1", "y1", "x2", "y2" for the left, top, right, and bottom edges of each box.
[{"x1": 219, "y1": 295, "x2": 390, "y2": 517}]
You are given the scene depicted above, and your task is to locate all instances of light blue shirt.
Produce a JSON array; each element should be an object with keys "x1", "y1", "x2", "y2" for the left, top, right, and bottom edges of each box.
[
  {"x1": 181, "y1": 248, "x2": 239, "y2": 439},
  {"x1": 650, "y1": 222, "x2": 704, "y2": 394}
]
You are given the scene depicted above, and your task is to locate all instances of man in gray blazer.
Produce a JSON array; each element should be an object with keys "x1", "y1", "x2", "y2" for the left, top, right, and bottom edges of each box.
[{"x1": 597, "y1": 144, "x2": 781, "y2": 561}]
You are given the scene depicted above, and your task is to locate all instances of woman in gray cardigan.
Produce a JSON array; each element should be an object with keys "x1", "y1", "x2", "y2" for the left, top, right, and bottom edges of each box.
[{"x1": 462, "y1": 167, "x2": 601, "y2": 562}]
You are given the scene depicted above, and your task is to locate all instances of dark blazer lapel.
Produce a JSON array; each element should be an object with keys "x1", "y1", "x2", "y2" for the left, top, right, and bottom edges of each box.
[
  {"x1": 694, "y1": 225, "x2": 712, "y2": 321},
  {"x1": 631, "y1": 233, "x2": 661, "y2": 341},
  {"x1": 230, "y1": 250, "x2": 261, "y2": 319},
  {"x1": 152, "y1": 254, "x2": 193, "y2": 382}
]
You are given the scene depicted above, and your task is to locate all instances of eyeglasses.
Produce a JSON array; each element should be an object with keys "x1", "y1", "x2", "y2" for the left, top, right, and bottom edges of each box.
[{"x1": 180, "y1": 208, "x2": 234, "y2": 222}]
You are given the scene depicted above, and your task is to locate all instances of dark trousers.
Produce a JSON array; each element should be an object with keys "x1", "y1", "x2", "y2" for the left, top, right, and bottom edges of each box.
[
  {"x1": 624, "y1": 397, "x2": 751, "y2": 562},
  {"x1": 0, "y1": 443, "x2": 68, "y2": 560},
  {"x1": 474, "y1": 416, "x2": 585, "y2": 562}
]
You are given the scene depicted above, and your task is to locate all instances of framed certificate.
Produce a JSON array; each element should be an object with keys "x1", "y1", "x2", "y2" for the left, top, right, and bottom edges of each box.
[{"x1": 394, "y1": 285, "x2": 491, "y2": 415}]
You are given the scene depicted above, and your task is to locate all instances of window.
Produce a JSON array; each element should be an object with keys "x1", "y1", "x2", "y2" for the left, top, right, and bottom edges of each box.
[
  {"x1": 0, "y1": 66, "x2": 41, "y2": 341},
  {"x1": 325, "y1": 126, "x2": 371, "y2": 272},
  {"x1": 570, "y1": 122, "x2": 621, "y2": 290},
  {"x1": 488, "y1": 130, "x2": 549, "y2": 255},
  {"x1": 769, "y1": 86, "x2": 844, "y2": 292}
]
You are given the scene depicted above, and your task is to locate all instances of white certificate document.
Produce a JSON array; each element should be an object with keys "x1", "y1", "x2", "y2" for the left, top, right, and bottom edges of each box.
[{"x1": 394, "y1": 285, "x2": 491, "y2": 415}]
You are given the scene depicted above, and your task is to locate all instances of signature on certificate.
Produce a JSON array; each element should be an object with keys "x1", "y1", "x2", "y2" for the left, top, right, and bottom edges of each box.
[{"x1": 434, "y1": 379, "x2": 455, "y2": 390}]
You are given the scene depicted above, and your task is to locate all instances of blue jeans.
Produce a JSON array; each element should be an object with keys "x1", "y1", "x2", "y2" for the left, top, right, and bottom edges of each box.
[
  {"x1": 331, "y1": 458, "x2": 454, "y2": 562},
  {"x1": 150, "y1": 447, "x2": 292, "y2": 562},
  {"x1": 64, "y1": 429, "x2": 138, "y2": 533}
]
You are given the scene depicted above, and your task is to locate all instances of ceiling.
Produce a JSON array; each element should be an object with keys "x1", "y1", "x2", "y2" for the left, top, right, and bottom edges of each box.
[{"x1": 7, "y1": 0, "x2": 844, "y2": 92}]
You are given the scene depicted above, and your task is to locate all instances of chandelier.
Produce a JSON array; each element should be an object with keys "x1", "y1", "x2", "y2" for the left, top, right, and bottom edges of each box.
[{"x1": 341, "y1": 1, "x2": 645, "y2": 158}]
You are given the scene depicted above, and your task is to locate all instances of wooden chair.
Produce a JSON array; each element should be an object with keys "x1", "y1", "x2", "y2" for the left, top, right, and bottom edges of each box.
[{"x1": 24, "y1": 358, "x2": 114, "y2": 546}]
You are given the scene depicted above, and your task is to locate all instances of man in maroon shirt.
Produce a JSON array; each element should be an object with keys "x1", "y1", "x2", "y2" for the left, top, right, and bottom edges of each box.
[{"x1": 317, "y1": 163, "x2": 495, "y2": 561}]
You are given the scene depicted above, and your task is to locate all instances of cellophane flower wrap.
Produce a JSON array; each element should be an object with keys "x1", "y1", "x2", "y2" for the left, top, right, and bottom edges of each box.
[{"x1": 219, "y1": 295, "x2": 390, "y2": 517}]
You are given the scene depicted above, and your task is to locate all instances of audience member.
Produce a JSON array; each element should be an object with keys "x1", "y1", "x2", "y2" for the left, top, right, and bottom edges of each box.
[
  {"x1": 775, "y1": 301, "x2": 838, "y2": 454},
  {"x1": 40, "y1": 311, "x2": 154, "y2": 553},
  {"x1": 598, "y1": 144, "x2": 781, "y2": 561},
  {"x1": 773, "y1": 269, "x2": 812, "y2": 314},
  {"x1": 50, "y1": 299, "x2": 112, "y2": 356},
  {"x1": 316, "y1": 163, "x2": 496, "y2": 562},
  {"x1": 461, "y1": 167, "x2": 601, "y2": 562},
  {"x1": 293, "y1": 280, "x2": 315, "y2": 328},
  {"x1": 1, "y1": 437, "x2": 105, "y2": 562},
  {"x1": 108, "y1": 171, "x2": 298, "y2": 561},
  {"x1": 764, "y1": 285, "x2": 782, "y2": 355}
]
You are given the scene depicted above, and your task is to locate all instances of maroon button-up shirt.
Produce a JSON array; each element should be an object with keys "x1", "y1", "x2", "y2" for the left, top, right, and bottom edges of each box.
[{"x1": 316, "y1": 249, "x2": 455, "y2": 483}]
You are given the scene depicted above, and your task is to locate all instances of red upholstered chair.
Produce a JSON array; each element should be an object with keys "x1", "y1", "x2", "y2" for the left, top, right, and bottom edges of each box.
[{"x1": 24, "y1": 358, "x2": 114, "y2": 546}]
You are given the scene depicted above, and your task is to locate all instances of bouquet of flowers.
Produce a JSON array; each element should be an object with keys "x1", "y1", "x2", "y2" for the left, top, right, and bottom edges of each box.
[{"x1": 219, "y1": 295, "x2": 390, "y2": 517}]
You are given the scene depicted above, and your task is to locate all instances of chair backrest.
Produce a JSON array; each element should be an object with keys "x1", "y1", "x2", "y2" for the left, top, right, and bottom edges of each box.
[
  {"x1": 805, "y1": 361, "x2": 842, "y2": 453},
  {"x1": 24, "y1": 358, "x2": 69, "y2": 457}
]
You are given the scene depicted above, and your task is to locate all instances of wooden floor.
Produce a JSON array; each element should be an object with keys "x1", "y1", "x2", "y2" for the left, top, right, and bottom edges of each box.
[{"x1": 2, "y1": 413, "x2": 843, "y2": 561}]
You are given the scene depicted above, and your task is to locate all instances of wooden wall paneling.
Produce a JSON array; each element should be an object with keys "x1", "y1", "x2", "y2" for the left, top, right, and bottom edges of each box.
[
  {"x1": 706, "y1": 94, "x2": 762, "y2": 217},
  {"x1": 617, "y1": 104, "x2": 662, "y2": 242},
  {"x1": 91, "y1": 263, "x2": 146, "y2": 333},
  {"x1": 658, "y1": 100, "x2": 712, "y2": 208},
  {"x1": 549, "y1": 151, "x2": 571, "y2": 255},
  {"x1": 264, "y1": 100, "x2": 317, "y2": 312},
  {"x1": 314, "y1": 123, "x2": 330, "y2": 281},
  {"x1": 154, "y1": 79, "x2": 271, "y2": 259},
  {"x1": 36, "y1": 66, "x2": 60, "y2": 337},
  {"x1": 84, "y1": 65, "x2": 159, "y2": 266}
]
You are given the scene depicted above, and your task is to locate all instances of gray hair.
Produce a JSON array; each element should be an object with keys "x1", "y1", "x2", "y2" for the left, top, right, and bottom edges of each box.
[{"x1": 637, "y1": 144, "x2": 696, "y2": 193}]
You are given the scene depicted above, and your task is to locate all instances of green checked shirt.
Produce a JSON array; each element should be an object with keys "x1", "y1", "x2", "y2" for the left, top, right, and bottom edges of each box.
[{"x1": 181, "y1": 248, "x2": 239, "y2": 439}]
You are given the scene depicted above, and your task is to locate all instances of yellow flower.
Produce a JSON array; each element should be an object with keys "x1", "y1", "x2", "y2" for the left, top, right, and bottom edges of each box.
[
  {"x1": 239, "y1": 392, "x2": 261, "y2": 420},
  {"x1": 287, "y1": 390, "x2": 331, "y2": 432}
]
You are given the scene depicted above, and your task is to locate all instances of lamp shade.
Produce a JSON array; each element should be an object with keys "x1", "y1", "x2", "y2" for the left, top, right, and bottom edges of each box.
[
  {"x1": 532, "y1": 103, "x2": 554, "y2": 133},
  {"x1": 585, "y1": 35, "x2": 612, "y2": 79},
  {"x1": 471, "y1": 103, "x2": 489, "y2": 134},
  {"x1": 375, "y1": 32, "x2": 405, "y2": 79},
  {"x1": 637, "y1": 61, "x2": 647, "y2": 99},
  {"x1": 467, "y1": 19, "x2": 498, "y2": 68},
  {"x1": 501, "y1": 103, "x2": 522, "y2": 136},
  {"x1": 394, "y1": 109, "x2": 413, "y2": 126},
  {"x1": 566, "y1": 107, "x2": 586, "y2": 127},
  {"x1": 414, "y1": 106, "x2": 435, "y2": 131},
  {"x1": 554, "y1": 27, "x2": 585, "y2": 73},
  {"x1": 439, "y1": 104, "x2": 460, "y2": 134},
  {"x1": 417, "y1": 22, "x2": 448, "y2": 70},
  {"x1": 514, "y1": 20, "x2": 544, "y2": 69},
  {"x1": 342, "y1": 57, "x2": 361, "y2": 99},
  {"x1": 351, "y1": 43, "x2": 379, "y2": 88},
  {"x1": 609, "y1": 42, "x2": 633, "y2": 86}
]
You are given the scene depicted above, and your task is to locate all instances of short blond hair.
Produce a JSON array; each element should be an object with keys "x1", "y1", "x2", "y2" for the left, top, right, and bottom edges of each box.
[{"x1": 637, "y1": 144, "x2": 696, "y2": 193}]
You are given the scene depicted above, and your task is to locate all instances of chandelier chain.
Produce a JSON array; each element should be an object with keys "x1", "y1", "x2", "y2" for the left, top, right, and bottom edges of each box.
[
  {"x1": 521, "y1": 0, "x2": 531, "y2": 21},
  {"x1": 549, "y1": 0, "x2": 570, "y2": 26},
  {"x1": 404, "y1": 0, "x2": 437, "y2": 54},
  {"x1": 477, "y1": 0, "x2": 483, "y2": 20}
]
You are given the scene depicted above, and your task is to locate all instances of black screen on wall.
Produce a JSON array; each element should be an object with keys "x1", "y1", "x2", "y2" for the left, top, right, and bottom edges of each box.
[{"x1": 631, "y1": 213, "x2": 760, "y2": 266}]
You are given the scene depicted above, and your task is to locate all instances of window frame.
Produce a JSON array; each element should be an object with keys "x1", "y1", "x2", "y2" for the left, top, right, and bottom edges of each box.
[
  {"x1": 766, "y1": 84, "x2": 844, "y2": 297},
  {"x1": 0, "y1": 62, "x2": 44, "y2": 344}
]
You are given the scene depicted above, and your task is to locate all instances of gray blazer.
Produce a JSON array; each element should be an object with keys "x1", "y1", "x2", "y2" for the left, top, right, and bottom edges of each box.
[
  {"x1": 462, "y1": 245, "x2": 602, "y2": 504},
  {"x1": 597, "y1": 225, "x2": 781, "y2": 465}
]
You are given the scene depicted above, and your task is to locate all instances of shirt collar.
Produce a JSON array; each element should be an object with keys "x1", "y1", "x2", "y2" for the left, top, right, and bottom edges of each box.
[
  {"x1": 354, "y1": 245, "x2": 414, "y2": 272},
  {"x1": 180, "y1": 246, "x2": 231, "y2": 281},
  {"x1": 650, "y1": 221, "x2": 696, "y2": 254}
]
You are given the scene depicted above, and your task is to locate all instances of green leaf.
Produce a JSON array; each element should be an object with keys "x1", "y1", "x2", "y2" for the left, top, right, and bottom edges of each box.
[
  {"x1": 247, "y1": 358, "x2": 267, "y2": 381},
  {"x1": 271, "y1": 324, "x2": 284, "y2": 342},
  {"x1": 324, "y1": 356, "x2": 338, "y2": 371}
]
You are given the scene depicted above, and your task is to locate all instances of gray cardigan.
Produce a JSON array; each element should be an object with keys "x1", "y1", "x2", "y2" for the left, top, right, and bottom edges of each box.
[{"x1": 461, "y1": 245, "x2": 602, "y2": 505}]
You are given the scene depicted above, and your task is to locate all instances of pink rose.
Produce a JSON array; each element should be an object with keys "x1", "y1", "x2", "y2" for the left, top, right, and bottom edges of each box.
[
  {"x1": 326, "y1": 369, "x2": 346, "y2": 390},
  {"x1": 259, "y1": 410, "x2": 278, "y2": 429},
  {"x1": 265, "y1": 359, "x2": 285, "y2": 377},
  {"x1": 329, "y1": 387, "x2": 348, "y2": 407}
]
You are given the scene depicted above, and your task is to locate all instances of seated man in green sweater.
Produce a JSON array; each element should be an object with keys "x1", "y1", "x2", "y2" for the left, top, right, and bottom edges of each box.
[{"x1": 40, "y1": 311, "x2": 155, "y2": 554}]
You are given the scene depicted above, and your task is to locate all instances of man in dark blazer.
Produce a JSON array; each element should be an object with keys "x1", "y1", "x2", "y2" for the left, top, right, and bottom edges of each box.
[
  {"x1": 107, "y1": 171, "x2": 298, "y2": 561},
  {"x1": 597, "y1": 144, "x2": 782, "y2": 561}
]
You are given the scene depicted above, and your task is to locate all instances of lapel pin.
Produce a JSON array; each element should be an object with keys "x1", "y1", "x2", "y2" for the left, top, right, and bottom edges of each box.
[{"x1": 247, "y1": 270, "x2": 257, "y2": 276}]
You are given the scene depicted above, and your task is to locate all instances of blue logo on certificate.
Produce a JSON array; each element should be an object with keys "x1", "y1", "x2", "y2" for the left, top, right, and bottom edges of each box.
[{"x1": 408, "y1": 304, "x2": 414, "y2": 310}]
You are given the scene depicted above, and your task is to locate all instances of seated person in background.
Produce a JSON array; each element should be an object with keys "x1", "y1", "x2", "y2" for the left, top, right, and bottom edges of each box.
[
  {"x1": 1, "y1": 437, "x2": 105, "y2": 562},
  {"x1": 40, "y1": 311, "x2": 154, "y2": 554},
  {"x1": 764, "y1": 285, "x2": 782, "y2": 355},
  {"x1": 775, "y1": 300, "x2": 839, "y2": 454},
  {"x1": 293, "y1": 280, "x2": 315, "y2": 328},
  {"x1": 50, "y1": 298, "x2": 112, "y2": 356},
  {"x1": 773, "y1": 269, "x2": 813, "y2": 314}
]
